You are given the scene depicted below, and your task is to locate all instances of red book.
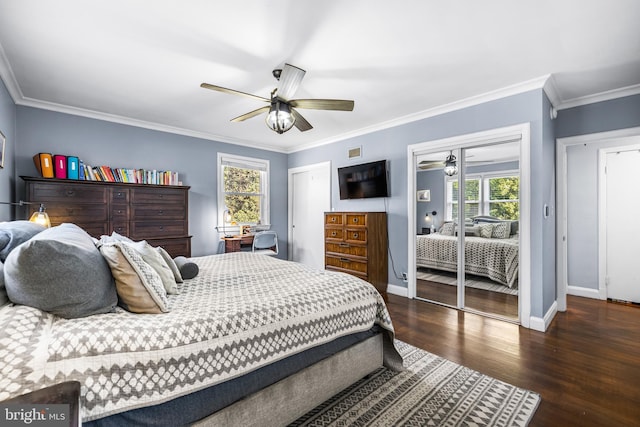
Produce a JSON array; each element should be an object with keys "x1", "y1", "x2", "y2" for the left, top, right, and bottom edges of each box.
[{"x1": 53, "y1": 155, "x2": 67, "y2": 179}]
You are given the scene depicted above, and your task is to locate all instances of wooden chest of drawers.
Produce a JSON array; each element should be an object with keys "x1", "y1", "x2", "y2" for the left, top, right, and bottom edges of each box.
[
  {"x1": 324, "y1": 212, "x2": 388, "y2": 299},
  {"x1": 23, "y1": 176, "x2": 191, "y2": 258}
]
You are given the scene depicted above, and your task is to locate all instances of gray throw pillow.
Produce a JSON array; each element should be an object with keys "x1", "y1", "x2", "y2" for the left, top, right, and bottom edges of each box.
[
  {"x1": 173, "y1": 256, "x2": 199, "y2": 280},
  {"x1": 4, "y1": 223, "x2": 117, "y2": 318},
  {"x1": 0, "y1": 221, "x2": 47, "y2": 262}
]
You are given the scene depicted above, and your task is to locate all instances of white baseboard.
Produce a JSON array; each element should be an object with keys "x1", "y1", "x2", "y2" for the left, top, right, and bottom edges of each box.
[
  {"x1": 567, "y1": 285, "x2": 606, "y2": 300},
  {"x1": 529, "y1": 300, "x2": 558, "y2": 332},
  {"x1": 387, "y1": 284, "x2": 408, "y2": 298}
]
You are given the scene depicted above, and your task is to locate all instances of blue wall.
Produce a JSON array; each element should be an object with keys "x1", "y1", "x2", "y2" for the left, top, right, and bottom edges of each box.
[
  {"x1": 14, "y1": 107, "x2": 289, "y2": 258},
  {"x1": 289, "y1": 89, "x2": 556, "y2": 319},
  {"x1": 0, "y1": 78, "x2": 17, "y2": 221}
]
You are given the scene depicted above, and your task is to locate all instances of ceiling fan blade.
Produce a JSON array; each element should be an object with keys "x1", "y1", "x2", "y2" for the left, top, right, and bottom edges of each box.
[
  {"x1": 230, "y1": 106, "x2": 270, "y2": 122},
  {"x1": 276, "y1": 63, "x2": 306, "y2": 100},
  {"x1": 291, "y1": 108, "x2": 313, "y2": 132},
  {"x1": 418, "y1": 161, "x2": 445, "y2": 170},
  {"x1": 200, "y1": 83, "x2": 269, "y2": 103},
  {"x1": 289, "y1": 99, "x2": 354, "y2": 111}
]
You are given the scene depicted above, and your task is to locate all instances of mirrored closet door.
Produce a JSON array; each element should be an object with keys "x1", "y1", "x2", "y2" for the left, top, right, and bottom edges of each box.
[{"x1": 414, "y1": 141, "x2": 521, "y2": 322}]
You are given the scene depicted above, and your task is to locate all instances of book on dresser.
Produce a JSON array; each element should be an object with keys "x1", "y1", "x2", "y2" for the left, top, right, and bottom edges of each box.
[
  {"x1": 324, "y1": 211, "x2": 388, "y2": 300},
  {"x1": 22, "y1": 176, "x2": 192, "y2": 258}
]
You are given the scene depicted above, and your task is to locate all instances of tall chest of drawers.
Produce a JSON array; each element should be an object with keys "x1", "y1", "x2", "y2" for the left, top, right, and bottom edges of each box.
[
  {"x1": 22, "y1": 176, "x2": 191, "y2": 258},
  {"x1": 324, "y1": 211, "x2": 388, "y2": 299}
]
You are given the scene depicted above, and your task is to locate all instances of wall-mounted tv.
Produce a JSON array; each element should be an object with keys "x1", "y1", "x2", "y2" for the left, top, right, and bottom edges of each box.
[{"x1": 338, "y1": 160, "x2": 389, "y2": 200}]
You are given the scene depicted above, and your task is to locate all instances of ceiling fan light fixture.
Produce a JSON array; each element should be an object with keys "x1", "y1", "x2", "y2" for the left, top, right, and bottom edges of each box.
[
  {"x1": 443, "y1": 152, "x2": 458, "y2": 176},
  {"x1": 265, "y1": 100, "x2": 295, "y2": 134}
]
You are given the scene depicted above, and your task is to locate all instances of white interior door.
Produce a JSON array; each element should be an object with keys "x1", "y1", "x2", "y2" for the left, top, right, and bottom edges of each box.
[
  {"x1": 290, "y1": 163, "x2": 330, "y2": 269},
  {"x1": 605, "y1": 149, "x2": 640, "y2": 303}
]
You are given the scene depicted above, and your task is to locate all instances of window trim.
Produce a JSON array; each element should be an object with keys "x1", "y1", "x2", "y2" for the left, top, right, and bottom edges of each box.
[
  {"x1": 445, "y1": 169, "x2": 519, "y2": 221},
  {"x1": 217, "y1": 153, "x2": 270, "y2": 228}
]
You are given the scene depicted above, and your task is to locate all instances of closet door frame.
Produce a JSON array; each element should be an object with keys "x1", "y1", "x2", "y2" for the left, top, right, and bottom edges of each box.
[{"x1": 407, "y1": 123, "x2": 531, "y2": 328}]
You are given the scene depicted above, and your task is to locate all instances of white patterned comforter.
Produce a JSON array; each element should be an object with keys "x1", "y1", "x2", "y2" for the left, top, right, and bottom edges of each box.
[
  {"x1": 0, "y1": 253, "x2": 399, "y2": 421},
  {"x1": 416, "y1": 233, "x2": 519, "y2": 288}
]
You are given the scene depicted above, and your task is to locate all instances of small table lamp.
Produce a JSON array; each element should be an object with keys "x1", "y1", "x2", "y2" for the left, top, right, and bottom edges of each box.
[{"x1": 0, "y1": 200, "x2": 51, "y2": 227}]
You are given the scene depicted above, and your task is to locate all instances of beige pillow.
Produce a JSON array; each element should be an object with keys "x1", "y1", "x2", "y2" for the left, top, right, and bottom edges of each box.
[
  {"x1": 156, "y1": 246, "x2": 183, "y2": 283},
  {"x1": 478, "y1": 223, "x2": 494, "y2": 239},
  {"x1": 99, "y1": 243, "x2": 169, "y2": 314},
  {"x1": 127, "y1": 241, "x2": 178, "y2": 294}
]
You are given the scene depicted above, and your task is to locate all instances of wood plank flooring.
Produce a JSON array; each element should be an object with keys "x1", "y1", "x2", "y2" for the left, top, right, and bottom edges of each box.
[
  {"x1": 416, "y1": 278, "x2": 519, "y2": 320},
  {"x1": 385, "y1": 294, "x2": 640, "y2": 427}
]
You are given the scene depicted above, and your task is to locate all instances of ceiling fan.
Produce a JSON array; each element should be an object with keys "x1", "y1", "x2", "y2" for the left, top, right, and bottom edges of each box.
[{"x1": 201, "y1": 63, "x2": 355, "y2": 134}]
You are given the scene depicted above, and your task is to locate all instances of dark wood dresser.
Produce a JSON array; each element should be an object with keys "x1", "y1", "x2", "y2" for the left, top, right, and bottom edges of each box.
[
  {"x1": 22, "y1": 176, "x2": 191, "y2": 257},
  {"x1": 324, "y1": 211, "x2": 388, "y2": 299}
]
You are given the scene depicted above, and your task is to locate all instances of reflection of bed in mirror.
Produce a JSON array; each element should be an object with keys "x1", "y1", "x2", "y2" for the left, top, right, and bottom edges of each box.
[{"x1": 416, "y1": 216, "x2": 519, "y2": 289}]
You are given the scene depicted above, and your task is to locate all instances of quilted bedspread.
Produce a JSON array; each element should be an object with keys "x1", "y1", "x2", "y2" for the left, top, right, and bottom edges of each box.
[
  {"x1": 0, "y1": 253, "x2": 398, "y2": 421},
  {"x1": 416, "y1": 233, "x2": 519, "y2": 288}
]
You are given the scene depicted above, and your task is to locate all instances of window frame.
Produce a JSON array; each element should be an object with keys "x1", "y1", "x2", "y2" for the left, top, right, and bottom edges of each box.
[
  {"x1": 217, "y1": 153, "x2": 270, "y2": 228},
  {"x1": 444, "y1": 169, "x2": 519, "y2": 221}
]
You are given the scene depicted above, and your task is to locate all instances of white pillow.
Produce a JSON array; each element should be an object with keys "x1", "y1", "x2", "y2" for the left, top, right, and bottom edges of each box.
[
  {"x1": 126, "y1": 241, "x2": 179, "y2": 294},
  {"x1": 491, "y1": 222, "x2": 511, "y2": 239},
  {"x1": 156, "y1": 246, "x2": 183, "y2": 283}
]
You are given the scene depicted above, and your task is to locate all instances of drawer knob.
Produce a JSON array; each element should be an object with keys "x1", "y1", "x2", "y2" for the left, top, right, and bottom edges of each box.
[
  {"x1": 353, "y1": 217, "x2": 359, "y2": 223},
  {"x1": 340, "y1": 258, "x2": 351, "y2": 263},
  {"x1": 66, "y1": 190, "x2": 75, "y2": 196},
  {"x1": 158, "y1": 210, "x2": 164, "y2": 215},
  {"x1": 331, "y1": 217, "x2": 336, "y2": 222},
  {"x1": 353, "y1": 232, "x2": 359, "y2": 239},
  {"x1": 331, "y1": 231, "x2": 337, "y2": 237},
  {"x1": 159, "y1": 226, "x2": 164, "y2": 230},
  {"x1": 339, "y1": 243, "x2": 349, "y2": 248}
]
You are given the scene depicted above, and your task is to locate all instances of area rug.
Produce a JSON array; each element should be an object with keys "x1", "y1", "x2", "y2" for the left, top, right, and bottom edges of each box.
[
  {"x1": 416, "y1": 268, "x2": 519, "y2": 296},
  {"x1": 290, "y1": 340, "x2": 540, "y2": 427}
]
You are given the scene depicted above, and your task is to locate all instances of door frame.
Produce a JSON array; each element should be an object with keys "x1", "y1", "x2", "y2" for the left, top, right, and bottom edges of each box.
[
  {"x1": 556, "y1": 126, "x2": 640, "y2": 311},
  {"x1": 407, "y1": 123, "x2": 531, "y2": 327},
  {"x1": 287, "y1": 161, "x2": 331, "y2": 262}
]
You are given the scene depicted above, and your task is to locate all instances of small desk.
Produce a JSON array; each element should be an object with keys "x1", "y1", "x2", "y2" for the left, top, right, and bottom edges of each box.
[{"x1": 222, "y1": 234, "x2": 254, "y2": 253}]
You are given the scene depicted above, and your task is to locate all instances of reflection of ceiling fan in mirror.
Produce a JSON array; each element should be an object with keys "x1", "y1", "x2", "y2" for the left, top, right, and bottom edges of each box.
[
  {"x1": 417, "y1": 153, "x2": 497, "y2": 171},
  {"x1": 201, "y1": 63, "x2": 354, "y2": 134}
]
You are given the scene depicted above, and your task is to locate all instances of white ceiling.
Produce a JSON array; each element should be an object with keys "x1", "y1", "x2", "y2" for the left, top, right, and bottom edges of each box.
[{"x1": 1, "y1": 0, "x2": 639, "y2": 153}]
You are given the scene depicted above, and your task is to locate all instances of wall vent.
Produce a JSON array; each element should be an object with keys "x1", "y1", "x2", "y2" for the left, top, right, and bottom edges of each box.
[{"x1": 348, "y1": 146, "x2": 362, "y2": 159}]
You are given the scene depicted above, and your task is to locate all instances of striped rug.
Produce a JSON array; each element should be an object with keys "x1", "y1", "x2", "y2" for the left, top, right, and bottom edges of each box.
[
  {"x1": 290, "y1": 341, "x2": 539, "y2": 427},
  {"x1": 416, "y1": 269, "x2": 519, "y2": 296}
]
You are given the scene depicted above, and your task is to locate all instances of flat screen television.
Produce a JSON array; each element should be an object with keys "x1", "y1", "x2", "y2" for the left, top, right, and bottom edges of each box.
[{"x1": 338, "y1": 160, "x2": 389, "y2": 200}]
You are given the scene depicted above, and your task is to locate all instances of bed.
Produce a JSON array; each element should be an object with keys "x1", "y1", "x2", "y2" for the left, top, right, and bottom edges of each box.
[
  {"x1": 0, "y1": 222, "x2": 401, "y2": 426},
  {"x1": 416, "y1": 227, "x2": 519, "y2": 289}
]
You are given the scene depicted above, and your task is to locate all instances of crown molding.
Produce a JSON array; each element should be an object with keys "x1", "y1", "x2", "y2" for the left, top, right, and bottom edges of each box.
[
  {"x1": 554, "y1": 83, "x2": 640, "y2": 111},
  {"x1": 287, "y1": 75, "x2": 550, "y2": 153},
  {"x1": 15, "y1": 96, "x2": 289, "y2": 153},
  {"x1": 0, "y1": 42, "x2": 23, "y2": 103}
]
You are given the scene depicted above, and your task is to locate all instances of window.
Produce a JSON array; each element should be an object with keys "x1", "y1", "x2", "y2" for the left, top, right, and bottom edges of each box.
[
  {"x1": 218, "y1": 153, "x2": 269, "y2": 226},
  {"x1": 445, "y1": 172, "x2": 519, "y2": 221}
]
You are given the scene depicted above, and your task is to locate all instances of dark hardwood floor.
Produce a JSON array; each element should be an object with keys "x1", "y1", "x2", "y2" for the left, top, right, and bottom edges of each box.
[
  {"x1": 386, "y1": 294, "x2": 640, "y2": 427},
  {"x1": 416, "y1": 278, "x2": 519, "y2": 320}
]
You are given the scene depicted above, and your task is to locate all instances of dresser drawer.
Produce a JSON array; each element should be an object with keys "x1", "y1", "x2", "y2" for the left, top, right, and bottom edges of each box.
[
  {"x1": 131, "y1": 187, "x2": 186, "y2": 204},
  {"x1": 111, "y1": 188, "x2": 130, "y2": 203},
  {"x1": 325, "y1": 227, "x2": 344, "y2": 241},
  {"x1": 325, "y1": 242, "x2": 367, "y2": 258},
  {"x1": 110, "y1": 222, "x2": 130, "y2": 236},
  {"x1": 147, "y1": 237, "x2": 192, "y2": 258},
  {"x1": 49, "y1": 221, "x2": 108, "y2": 239},
  {"x1": 30, "y1": 182, "x2": 108, "y2": 203},
  {"x1": 345, "y1": 228, "x2": 367, "y2": 244},
  {"x1": 345, "y1": 213, "x2": 367, "y2": 227},
  {"x1": 130, "y1": 221, "x2": 188, "y2": 239},
  {"x1": 325, "y1": 255, "x2": 368, "y2": 276},
  {"x1": 130, "y1": 205, "x2": 186, "y2": 220},
  {"x1": 325, "y1": 213, "x2": 343, "y2": 226},
  {"x1": 45, "y1": 204, "x2": 109, "y2": 223},
  {"x1": 111, "y1": 204, "x2": 129, "y2": 219}
]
